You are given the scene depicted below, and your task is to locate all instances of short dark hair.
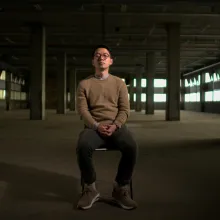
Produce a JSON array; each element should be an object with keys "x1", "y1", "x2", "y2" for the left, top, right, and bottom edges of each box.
[{"x1": 92, "y1": 44, "x2": 113, "y2": 58}]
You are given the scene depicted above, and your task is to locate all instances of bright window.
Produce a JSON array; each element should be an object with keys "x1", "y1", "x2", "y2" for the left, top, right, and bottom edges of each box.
[
  {"x1": 189, "y1": 79, "x2": 193, "y2": 87},
  {"x1": 0, "y1": 71, "x2": 6, "y2": 80},
  {"x1": 184, "y1": 93, "x2": 200, "y2": 102},
  {"x1": 154, "y1": 94, "x2": 166, "y2": 102},
  {"x1": 133, "y1": 93, "x2": 145, "y2": 102},
  {"x1": 0, "y1": 90, "x2": 6, "y2": 99},
  {"x1": 213, "y1": 73, "x2": 220, "y2": 82},
  {"x1": 133, "y1": 93, "x2": 136, "y2": 102},
  {"x1": 133, "y1": 79, "x2": 136, "y2": 87},
  {"x1": 205, "y1": 72, "x2": 213, "y2": 83},
  {"x1": 205, "y1": 91, "x2": 213, "y2": 101},
  {"x1": 185, "y1": 94, "x2": 190, "y2": 102},
  {"x1": 189, "y1": 93, "x2": 197, "y2": 102},
  {"x1": 133, "y1": 93, "x2": 166, "y2": 102},
  {"x1": 190, "y1": 79, "x2": 197, "y2": 87},
  {"x1": 213, "y1": 74, "x2": 217, "y2": 82},
  {"x1": 121, "y1": 78, "x2": 125, "y2": 82},
  {"x1": 154, "y1": 79, "x2": 166, "y2": 88},
  {"x1": 197, "y1": 75, "x2": 201, "y2": 85},
  {"x1": 141, "y1": 93, "x2": 146, "y2": 102},
  {"x1": 213, "y1": 90, "x2": 220, "y2": 101},
  {"x1": 185, "y1": 79, "x2": 190, "y2": 87},
  {"x1": 141, "y1": 79, "x2": 146, "y2": 87},
  {"x1": 197, "y1": 92, "x2": 200, "y2": 101},
  {"x1": 185, "y1": 76, "x2": 200, "y2": 87},
  {"x1": 21, "y1": 92, "x2": 27, "y2": 100},
  {"x1": 133, "y1": 78, "x2": 146, "y2": 87}
]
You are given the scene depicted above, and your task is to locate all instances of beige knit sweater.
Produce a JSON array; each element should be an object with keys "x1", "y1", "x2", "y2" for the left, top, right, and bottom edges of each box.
[{"x1": 76, "y1": 74, "x2": 130, "y2": 129}]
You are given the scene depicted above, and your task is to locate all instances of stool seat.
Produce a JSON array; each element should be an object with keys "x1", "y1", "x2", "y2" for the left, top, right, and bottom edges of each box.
[{"x1": 95, "y1": 148, "x2": 108, "y2": 151}]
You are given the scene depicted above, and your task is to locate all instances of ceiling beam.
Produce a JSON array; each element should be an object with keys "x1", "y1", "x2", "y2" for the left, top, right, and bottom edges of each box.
[
  {"x1": 6, "y1": 55, "x2": 219, "y2": 60},
  {"x1": 1, "y1": 12, "x2": 220, "y2": 25},
  {"x1": 0, "y1": 45, "x2": 219, "y2": 53},
  {"x1": 2, "y1": 32, "x2": 220, "y2": 38}
]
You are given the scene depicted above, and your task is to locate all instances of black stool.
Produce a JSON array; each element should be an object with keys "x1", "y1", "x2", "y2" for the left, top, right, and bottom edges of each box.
[{"x1": 80, "y1": 147, "x2": 134, "y2": 199}]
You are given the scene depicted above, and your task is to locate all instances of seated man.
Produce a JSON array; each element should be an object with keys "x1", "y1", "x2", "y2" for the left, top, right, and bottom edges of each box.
[{"x1": 76, "y1": 45, "x2": 138, "y2": 210}]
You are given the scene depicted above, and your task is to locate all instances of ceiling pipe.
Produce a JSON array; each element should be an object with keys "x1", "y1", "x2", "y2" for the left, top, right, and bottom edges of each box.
[{"x1": 183, "y1": 61, "x2": 220, "y2": 77}]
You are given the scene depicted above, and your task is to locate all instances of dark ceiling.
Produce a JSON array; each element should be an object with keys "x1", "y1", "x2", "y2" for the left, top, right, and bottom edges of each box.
[{"x1": 1, "y1": 0, "x2": 220, "y2": 78}]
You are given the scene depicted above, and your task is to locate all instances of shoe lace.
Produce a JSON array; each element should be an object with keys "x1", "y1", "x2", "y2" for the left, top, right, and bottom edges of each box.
[
  {"x1": 121, "y1": 187, "x2": 130, "y2": 197},
  {"x1": 81, "y1": 187, "x2": 92, "y2": 197}
]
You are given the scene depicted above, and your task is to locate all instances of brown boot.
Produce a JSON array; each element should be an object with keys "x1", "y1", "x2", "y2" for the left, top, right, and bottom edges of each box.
[
  {"x1": 77, "y1": 184, "x2": 100, "y2": 210},
  {"x1": 112, "y1": 184, "x2": 137, "y2": 210}
]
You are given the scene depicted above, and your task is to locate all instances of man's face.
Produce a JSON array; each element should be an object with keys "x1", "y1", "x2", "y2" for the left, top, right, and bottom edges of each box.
[{"x1": 92, "y1": 48, "x2": 113, "y2": 70}]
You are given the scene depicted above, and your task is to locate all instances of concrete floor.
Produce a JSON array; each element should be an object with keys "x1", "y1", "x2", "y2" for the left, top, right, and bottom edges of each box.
[{"x1": 0, "y1": 110, "x2": 220, "y2": 220}]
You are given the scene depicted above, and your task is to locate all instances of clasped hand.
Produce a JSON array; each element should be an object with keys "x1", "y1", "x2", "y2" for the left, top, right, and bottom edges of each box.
[{"x1": 97, "y1": 124, "x2": 117, "y2": 137}]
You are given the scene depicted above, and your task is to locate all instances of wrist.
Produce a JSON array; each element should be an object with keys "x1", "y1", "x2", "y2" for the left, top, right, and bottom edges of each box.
[
  {"x1": 113, "y1": 123, "x2": 119, "y2": 130},
  {"x1": 93, "y1": 122, "x2": 100, "y2": 130}
]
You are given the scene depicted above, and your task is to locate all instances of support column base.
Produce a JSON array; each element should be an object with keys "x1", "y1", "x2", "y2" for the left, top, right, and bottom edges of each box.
[
  {"x1": 30, "y1": 114, "x2": 45, "y2": 120},
  {"x1": 165, "y1": 116, "x2": 180, "y2": 121},
  {"x1": 145, "y1": 110, "x2": 154, "y2": 115},
  {"x1": 57, "y1": 109, "x2": 67, "y2": 114}
]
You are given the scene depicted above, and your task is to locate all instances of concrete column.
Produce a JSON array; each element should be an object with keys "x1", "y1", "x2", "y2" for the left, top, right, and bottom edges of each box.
[
  {"x1": 29, "y1": 24, "x2": 46, "y2": 120},
  {"x1": 129, "y1": 78, "x2": 134, "y2": 110},
  {"x1": 145, "y1": 52, "x2": 155, "y2": 114},
  {"x1": 135, "y1": 71, "x2": 142, "y2": 112},
  {"x1": 200, "y1": 73, "x2": 205, "y2": 112},
  {"x1": 5, "y1": 72, "x2": 12, "y2": 111},
  {"x1": 57, "y1": 52, "x2": 67, "y2": 114},
  {"x1": 180, "y1": 78, "x2": 185, "y2": 110},
  {"x1": 166, "y1": 23, "x2": 181, "y2": 121},
  {"x1": 69, "y1": 68, "x2": 76, "y2": 111}
]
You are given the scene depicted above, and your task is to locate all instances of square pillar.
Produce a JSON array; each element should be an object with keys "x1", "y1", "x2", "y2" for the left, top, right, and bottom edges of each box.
[
  {"x1": 166, "y1": 23, "x2": 181, "y2": 121},
  {"x1": 57, "y1": 52, "x2": 67, "y2": 114},
  {"x1": 29, "y1": 24, "x2": 46, "y2": 120},
  {"x1": 135, "y1": 71, "x2": 142, "y2": 112},
  {"x1": 200, "y1": 73, "x2": 205, "y2": 112},
  {"x1": 145, "y1": 52, "x2": 155, "y2": 114},
  {"x1": 180, "y1": 78, "x2": 185, "y2": 110},
  {"x1": 5, "y1": 71, "x2": 12, "y2": 111},
  {"x1": 69, "y1": 68, "x2": 76, "y2": 111},
  {"x1": 5, "y1": 72, "x2": 12, "y2": 111},
  {"x1": 129, "y1": 78, "x2": 134, "y2": 110}
]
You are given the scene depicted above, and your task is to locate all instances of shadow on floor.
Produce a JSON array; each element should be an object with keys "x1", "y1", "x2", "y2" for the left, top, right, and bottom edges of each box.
[
  {"x1": 0, "y1": 162, "x2": 121, "y2": 212},
  {"x1": 138, "y1": 138, "x2": 220, "y2": 154},
  {"x1": 0, "y1": 162, "x2": 79, "y2": 205}
]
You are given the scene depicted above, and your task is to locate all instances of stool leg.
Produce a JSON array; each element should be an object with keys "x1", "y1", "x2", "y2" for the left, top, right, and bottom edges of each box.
[{"x1": 130, "y1": 179, "x2": 133, "y2": 199}]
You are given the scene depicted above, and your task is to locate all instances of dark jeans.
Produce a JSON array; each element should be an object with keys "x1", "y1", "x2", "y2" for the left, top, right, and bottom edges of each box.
[{"x1": 76, "y1": 125, "x2": 138, "y2": 186}]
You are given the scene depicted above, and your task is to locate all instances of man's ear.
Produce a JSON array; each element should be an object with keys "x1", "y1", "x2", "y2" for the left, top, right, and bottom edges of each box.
[
  {"x1": 110, "y1": 58, "x2": 113, "y2": 65},
  {"x1": 92, "y1": 59, "x2": 95, "y2": 66}
]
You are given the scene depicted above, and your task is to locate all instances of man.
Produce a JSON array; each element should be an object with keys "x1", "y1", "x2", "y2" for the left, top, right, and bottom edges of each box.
[{"x1": 76, "y1": 45, "x2": 138, "y2": 210}]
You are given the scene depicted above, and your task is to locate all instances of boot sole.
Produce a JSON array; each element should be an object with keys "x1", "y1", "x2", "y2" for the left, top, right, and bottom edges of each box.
[
  {"x1": 77, "y1": 193, "x2": 100, "y2": 210},
  {"x1": 113, "y1": 199, "x2": 137, "y2": 210}
]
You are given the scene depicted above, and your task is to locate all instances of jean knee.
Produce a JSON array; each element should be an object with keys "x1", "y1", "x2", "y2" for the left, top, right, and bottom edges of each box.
[
  {"x1": 120, "y1": 139, "x2": 137, "y2": 154},
  {"x1": 128, "y1": 142, "x2": 138, "y2": 154},
  {"x1": 76, "y1": 139, "x2": 93, "y2": 156}
]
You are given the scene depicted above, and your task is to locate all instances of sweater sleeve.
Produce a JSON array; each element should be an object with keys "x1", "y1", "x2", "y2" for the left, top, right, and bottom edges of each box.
[
  {"x1": 76, "y1": 80, "x2": 98, "y2": 129},
  {"x1": 113, "y1": 82, "x2": 130, "y2": 127}
]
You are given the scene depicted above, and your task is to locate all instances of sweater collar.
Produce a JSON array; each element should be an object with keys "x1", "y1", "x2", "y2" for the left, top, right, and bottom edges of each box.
[{"x1": 94, "y1": 73, "x2": 109, "y2": 80}]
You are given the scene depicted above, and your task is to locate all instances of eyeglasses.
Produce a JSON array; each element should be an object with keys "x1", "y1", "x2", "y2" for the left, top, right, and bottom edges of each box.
[{"x1": 94, "y1": 53, "x2": 110, "y2": 59}]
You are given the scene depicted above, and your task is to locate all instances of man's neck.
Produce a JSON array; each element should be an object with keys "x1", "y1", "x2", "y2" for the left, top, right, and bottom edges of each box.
[{"x1": 95, "y1": 69, "x2": 109, "y2": 78}]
